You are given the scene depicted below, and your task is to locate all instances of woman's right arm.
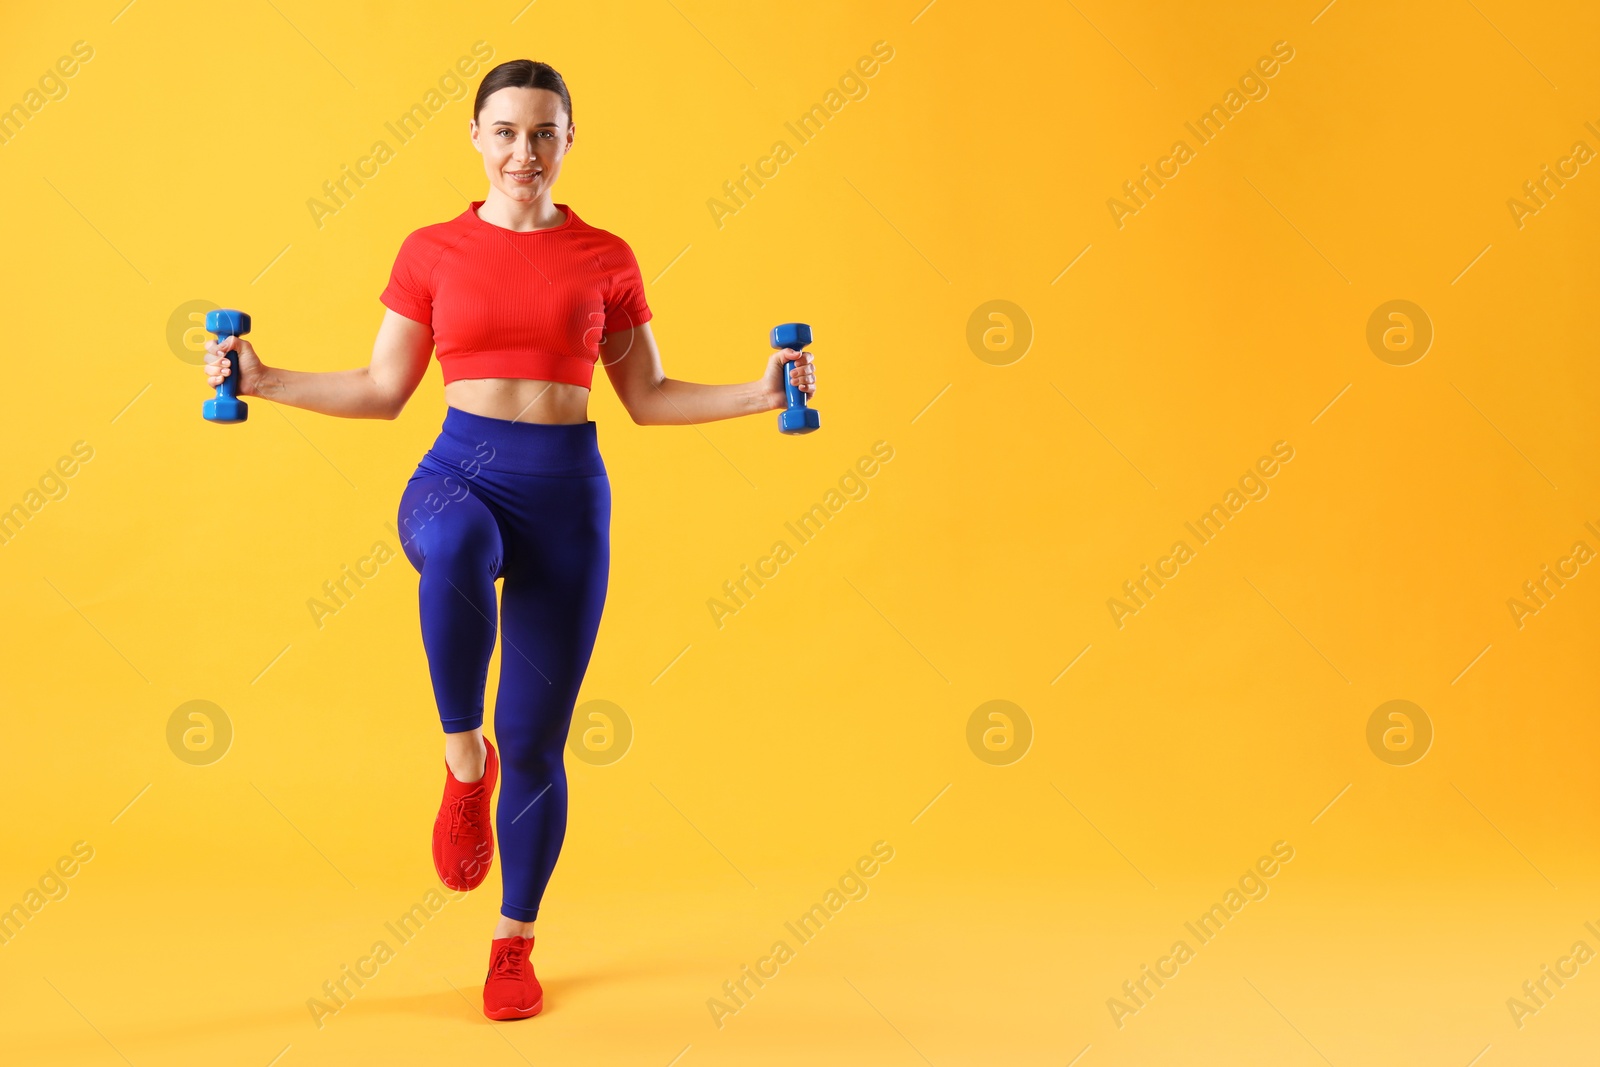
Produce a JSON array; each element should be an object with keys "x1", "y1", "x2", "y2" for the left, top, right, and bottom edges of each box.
[{"x1": 202, "y1": 309, "x2": 434, "y2": 420}]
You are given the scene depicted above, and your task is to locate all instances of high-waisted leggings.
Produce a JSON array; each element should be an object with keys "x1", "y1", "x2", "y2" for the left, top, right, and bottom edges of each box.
[{"x1": 396, "y1": 406, "x2": 610, "y2": 922}]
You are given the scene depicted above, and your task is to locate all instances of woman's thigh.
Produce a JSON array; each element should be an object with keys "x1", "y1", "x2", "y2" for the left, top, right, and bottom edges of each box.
[{"x1": 492, "y1": 474, "x2": 611, "y2": 724}]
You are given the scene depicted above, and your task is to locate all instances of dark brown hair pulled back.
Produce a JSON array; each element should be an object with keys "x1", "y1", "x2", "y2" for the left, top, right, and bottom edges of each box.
[{"x1": 472, "y1": 59, "x2": 573, "y2": 127}]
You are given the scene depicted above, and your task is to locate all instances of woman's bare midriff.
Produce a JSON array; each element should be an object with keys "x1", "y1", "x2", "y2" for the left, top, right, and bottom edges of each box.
[{"x1": 444, "y1": 377, "x2": 591, "y2": 424}]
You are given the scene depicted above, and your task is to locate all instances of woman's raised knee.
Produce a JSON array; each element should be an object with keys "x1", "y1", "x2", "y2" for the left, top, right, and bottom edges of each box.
[{"x1": 400, "y1": 480, "x2": 504, "y2": 576}]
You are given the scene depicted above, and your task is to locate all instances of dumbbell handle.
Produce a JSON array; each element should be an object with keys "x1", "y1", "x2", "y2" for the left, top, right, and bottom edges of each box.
[
  {"x1": 212, "y1": 332, "x2": 241, "y2": 405},
  {"x1": 782, "y1": 354, "x2": 809, "y2": 414}
]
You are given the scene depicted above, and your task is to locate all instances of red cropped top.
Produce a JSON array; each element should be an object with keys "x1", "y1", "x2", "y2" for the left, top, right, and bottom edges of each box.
[{"x1": 379, "y1": 201, "x2": 653, "y2": 390}]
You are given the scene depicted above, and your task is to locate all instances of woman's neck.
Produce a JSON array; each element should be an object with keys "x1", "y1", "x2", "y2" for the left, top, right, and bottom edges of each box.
[{"x1": 478, "y1": 189, "x2": 564, "y2": 232}]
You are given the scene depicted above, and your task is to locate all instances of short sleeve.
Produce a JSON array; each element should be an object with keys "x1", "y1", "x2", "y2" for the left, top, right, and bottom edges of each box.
[
  {"x1": 379, "y1": 231, "x2": 434, "y2": 328},
  {"x1": 604, "y1": 240, "x2": 653, "y2": 334}
]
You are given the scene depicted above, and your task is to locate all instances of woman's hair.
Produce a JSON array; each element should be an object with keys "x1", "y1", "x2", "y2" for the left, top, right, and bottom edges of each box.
[{"x1": 473, "y1": 60, "x2": 574, "y2": 128}]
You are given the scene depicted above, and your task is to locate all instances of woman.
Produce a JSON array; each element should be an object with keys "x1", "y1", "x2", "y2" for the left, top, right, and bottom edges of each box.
[{"x1": 201, "y1": 59, "x2": 817, "y2": 1021}]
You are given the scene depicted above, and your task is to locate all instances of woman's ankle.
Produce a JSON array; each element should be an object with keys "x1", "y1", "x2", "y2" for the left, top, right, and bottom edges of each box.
[
  {"x1": 444, "y1": 729, "x2": 487, "y2": 782},
  {"x1": 494, "y1": 916, "x2": 537, "y2": 939}
]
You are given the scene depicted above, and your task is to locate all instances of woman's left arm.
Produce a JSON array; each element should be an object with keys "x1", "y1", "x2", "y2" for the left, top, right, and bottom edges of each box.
[{"x1": 599, "y1": 322, "x2": 816, "y2": 426}]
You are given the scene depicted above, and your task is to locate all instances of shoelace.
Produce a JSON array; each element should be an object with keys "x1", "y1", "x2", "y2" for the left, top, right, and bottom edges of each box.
[
  {"x1": 446, "y1": 791, "x2": 484, "y2": 843},
  {"x1": 491, "y1": 942, "x2": 529, "y2": 981}
]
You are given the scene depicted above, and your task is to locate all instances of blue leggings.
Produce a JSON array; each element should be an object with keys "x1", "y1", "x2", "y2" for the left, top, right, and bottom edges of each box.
[{"x1": 396, "y1": 406, "x2": 610, "y2": 922}]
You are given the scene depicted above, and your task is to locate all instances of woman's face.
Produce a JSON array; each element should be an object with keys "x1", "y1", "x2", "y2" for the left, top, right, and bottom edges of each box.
[{"x1": 470, "y1": 87, "x2": 573, "y2": 203}]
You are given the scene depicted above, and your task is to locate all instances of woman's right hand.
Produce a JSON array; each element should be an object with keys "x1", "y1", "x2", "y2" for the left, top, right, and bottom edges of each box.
[{"x1": 203, "y1": 334, "x2": 272, "y2": 397}]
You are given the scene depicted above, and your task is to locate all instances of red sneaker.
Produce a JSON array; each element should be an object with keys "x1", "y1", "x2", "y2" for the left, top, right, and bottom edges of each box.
[
  {"x1": 432, "y1": 737, "x2": 498, "y2": 891},
  {"x1": 483, "y1": 935, "x2": 543, "y2": 1020}
]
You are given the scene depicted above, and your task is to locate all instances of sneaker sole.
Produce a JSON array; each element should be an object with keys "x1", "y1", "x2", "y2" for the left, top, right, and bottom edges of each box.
[{"x1": 484, "y1": 997, "x2": 543, "y2": 1020}]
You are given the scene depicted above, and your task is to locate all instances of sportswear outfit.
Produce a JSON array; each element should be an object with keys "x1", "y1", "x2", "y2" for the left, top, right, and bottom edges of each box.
[{"x1": 380, "y1": 200, "x2": 651, "y2": 1014}]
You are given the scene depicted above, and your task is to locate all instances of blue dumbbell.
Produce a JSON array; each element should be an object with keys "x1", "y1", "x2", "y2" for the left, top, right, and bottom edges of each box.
[
  {"x1": 770, "y1": 322, "x2": 819, "y2": 435},
  {"x1": 202, "y1": 309, "x2": 251, "y2": 423}
]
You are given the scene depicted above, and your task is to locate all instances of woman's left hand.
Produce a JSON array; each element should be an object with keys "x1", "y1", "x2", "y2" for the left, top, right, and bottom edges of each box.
[{"x1": 763, "y1": 347, "x2": 816, "y2": 409}]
